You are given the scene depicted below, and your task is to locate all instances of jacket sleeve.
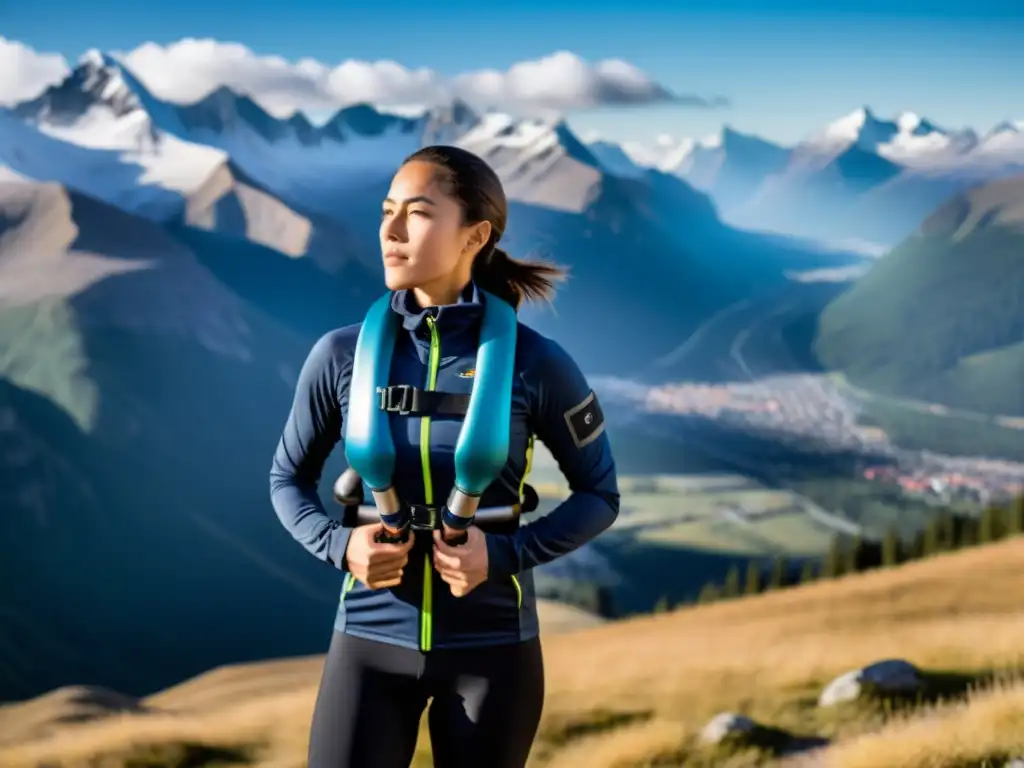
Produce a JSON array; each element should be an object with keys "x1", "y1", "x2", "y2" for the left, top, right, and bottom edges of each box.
[
  {"x1": 269, "y1": 329, "x2": 354, "y2": 570},
  {"x1": 485, "y1": 336, "x2": 620, "y2": 579}
]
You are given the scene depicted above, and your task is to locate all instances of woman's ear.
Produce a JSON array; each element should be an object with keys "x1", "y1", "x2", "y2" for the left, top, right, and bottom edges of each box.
[{"x1": 463, "y1": 220, "x2": 493, "y2": 258}]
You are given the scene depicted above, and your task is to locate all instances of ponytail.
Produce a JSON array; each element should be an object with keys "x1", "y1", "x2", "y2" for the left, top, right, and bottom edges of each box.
[{"x1": 471, "y1": 242, "x2": 567, "y2": 310}]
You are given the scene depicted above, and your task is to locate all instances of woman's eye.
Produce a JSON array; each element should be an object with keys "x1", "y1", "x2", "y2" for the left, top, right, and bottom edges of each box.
[
  {"x1": 410, "y1": 210, "x2": 429, "y2": 218},
  {"x1": 381, "y1": 209, "x2": 392, "y2": 219}
]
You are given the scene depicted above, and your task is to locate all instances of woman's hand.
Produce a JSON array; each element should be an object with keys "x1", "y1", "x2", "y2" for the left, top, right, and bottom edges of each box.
[
  {"x1": 432, "y1": 527, "x2": 489, "y2": 597},
  {"x1": 344, "y1": 523, "x2": 415, "y2": 590}
]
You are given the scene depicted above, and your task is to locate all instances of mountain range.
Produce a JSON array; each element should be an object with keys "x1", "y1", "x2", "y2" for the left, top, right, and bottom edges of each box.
[
  {"x1": 0, "y1": 50, "x2": 863, "y2": 375},
  {"x1": 595, "y1": 108, "x2": 1024, "y2": 249},
  {"x1": 1, "y1": 46, "x2": 1021, "y2": 704}
]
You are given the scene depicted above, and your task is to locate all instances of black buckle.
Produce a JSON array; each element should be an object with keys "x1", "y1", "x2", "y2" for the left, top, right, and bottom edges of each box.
[
  {"x1": 408, "y1": 504, "x2": 437, "y2": 531},
  {"x1": 379, "y1": 385, "x2": 414, "y2": 414}
]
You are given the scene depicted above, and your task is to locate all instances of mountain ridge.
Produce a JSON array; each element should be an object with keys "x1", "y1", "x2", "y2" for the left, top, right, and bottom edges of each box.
[{"x1": 814, "y1": 172, "x2": 1024, "y2": 427}]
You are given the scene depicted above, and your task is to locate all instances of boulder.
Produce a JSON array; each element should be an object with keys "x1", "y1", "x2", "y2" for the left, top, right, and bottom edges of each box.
[
  {"x1": 818, "y1": 658, "x2": 923, "y2": 707},
  {"x1": 699, "y1": 712, "x2": 758, "y2": 745},
  {"x1": 699, "y1": 712, "x2": 827, "y2": 756}
]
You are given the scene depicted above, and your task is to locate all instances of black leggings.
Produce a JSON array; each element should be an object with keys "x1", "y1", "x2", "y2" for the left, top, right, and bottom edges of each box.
[{"x1": 308, "y1": 631, "x2": 545, "y2": 768}]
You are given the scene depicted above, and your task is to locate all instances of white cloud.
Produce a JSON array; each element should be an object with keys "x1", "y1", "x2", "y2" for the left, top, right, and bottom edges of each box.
[
  {"x1": 113, "y1": 39, "x2": 726, "y2": 118},
  {"x1": 0, "y1": 36, "x2": 728, "y2": 119},
  {"x1": 0, "y1": 37, "x2": 70, "y2": 106}
]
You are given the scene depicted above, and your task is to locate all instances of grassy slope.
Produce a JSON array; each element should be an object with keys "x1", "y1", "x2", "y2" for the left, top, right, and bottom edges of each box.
[{"x1": 4, "y1": 536, "x2": 1024, "y2": 767}]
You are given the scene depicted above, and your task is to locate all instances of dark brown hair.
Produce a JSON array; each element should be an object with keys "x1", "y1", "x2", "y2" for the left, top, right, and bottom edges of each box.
[{"x1": 402, "y1": 145, "x2": 566, "y2": 309}]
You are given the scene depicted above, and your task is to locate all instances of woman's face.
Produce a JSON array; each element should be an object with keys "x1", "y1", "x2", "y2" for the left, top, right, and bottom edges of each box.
[{"x1": 380, "y1": 160, "x2": 489, "y2": 294}]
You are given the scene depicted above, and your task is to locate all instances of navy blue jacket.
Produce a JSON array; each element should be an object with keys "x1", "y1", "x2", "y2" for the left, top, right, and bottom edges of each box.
[{"x1": 269, "y1": 281, "x2": 619, "y2": 651}]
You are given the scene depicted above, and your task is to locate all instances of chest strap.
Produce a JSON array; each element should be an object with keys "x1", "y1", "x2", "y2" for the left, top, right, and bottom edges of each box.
[{"x1": 378, "y1": 384, "x2": 470, "y2": 416}]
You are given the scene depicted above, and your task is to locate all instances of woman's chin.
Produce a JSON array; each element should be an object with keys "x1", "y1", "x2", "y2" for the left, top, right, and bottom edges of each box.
[{"x1": 383, "y1": 269, "x2": 416, "y2": 291}]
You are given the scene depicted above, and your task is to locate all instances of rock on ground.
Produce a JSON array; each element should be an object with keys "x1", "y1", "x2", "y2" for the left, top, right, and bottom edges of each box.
[{"x1": 819, "y1": 658, "x2": 922, "y2": 707}]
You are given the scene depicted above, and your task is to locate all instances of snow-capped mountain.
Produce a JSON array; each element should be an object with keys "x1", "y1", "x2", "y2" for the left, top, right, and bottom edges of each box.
[
  {"x1": 749, "y1": 109, "x2": 1023, "y2": 244},
  {"x1": 14, "y1": 50, "x2": 141, "y2": 125},
  {"x1": 805, "y1": 106, "x2": 980, "y2": 165},
  {"x1": 457, "y1": 113, "x2": 605, "y2": 212},
  {"x1": 13, "y1": 48, "x2": 1020, "y2": 251},
  {"x1": 592, "y1": 126, "x2": 795, "y2": 218},
  {"x1": 620, "y1": 134, "x2": 698, "y2": 174},
  {"x1": 597, "y1": 106, "x2": 1024, "y2": 246},
  {"x1": 671, "y1": 126, "x2": 791, "y2": 212},
  {"x1": 6, "y1": 50, "x2": 652, "y2": 226},
  {"x1": 974, "y1": 120, "x2": 1024, "y2": 160},
  {"x1": 4, "y1": 51, "x2": 227, "y2": 219},
  {"x1": 3, "y1": 52, "x2": 482, "y2": 221},
  {"x1": 589, "y1": 127, "x2": 791, "y2": 214}
]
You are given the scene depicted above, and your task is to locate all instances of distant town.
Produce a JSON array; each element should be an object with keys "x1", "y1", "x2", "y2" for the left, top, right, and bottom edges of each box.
[{"x1": 605, "y1": 373, "x2": 1024, "y2": 508}]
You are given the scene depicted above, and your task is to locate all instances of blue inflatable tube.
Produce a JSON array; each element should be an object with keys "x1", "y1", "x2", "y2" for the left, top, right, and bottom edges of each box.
[{"x1": 343, "y1": 289, "x2": 518, "y2": 538}]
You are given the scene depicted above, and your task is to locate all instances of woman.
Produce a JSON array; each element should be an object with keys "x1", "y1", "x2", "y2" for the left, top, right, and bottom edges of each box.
[{"x1": 269, "y1": 145, "x2": 620, "y2": 768}]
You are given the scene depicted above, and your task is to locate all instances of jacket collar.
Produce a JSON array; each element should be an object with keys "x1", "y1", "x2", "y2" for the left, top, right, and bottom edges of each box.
[{"x1": 389, "y1": 280, "x2": 486, "y2": 357}]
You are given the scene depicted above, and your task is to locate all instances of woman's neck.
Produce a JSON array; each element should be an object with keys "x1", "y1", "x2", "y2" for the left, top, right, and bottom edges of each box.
[{"x1": 413, "y1": 276, "x2": 471, "y2": 309}]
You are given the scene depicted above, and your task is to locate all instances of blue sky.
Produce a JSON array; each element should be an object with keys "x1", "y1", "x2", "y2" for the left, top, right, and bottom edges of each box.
[{"x1": 4, "y1": 0, "x2": 1022, "y2": 146}]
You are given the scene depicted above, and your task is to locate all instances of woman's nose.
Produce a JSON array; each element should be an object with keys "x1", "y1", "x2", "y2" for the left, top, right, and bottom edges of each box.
[{"x1": 382, "y1": 214, "x2": 406, "y2": 241}]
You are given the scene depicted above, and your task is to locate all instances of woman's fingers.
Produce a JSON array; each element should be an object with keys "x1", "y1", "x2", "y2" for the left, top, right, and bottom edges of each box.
[
  {"x1": 436, "y1": 567, "x2": 468, "y2": 589},
  {"x1": 364, "y1": 564, "x2": 407, "y2": 589},
  {"x1": 366, "y1": 574, "x2": 404, "y2": 589}
]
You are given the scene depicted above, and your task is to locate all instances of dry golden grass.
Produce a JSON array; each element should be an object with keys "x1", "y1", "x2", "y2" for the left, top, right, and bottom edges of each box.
[
  {"x1": 824, "y1": 679, "x2": 1024, "y2": 768},
  {"x1": 3, "y1": 540, "x2": 1024, "y2": 767}
]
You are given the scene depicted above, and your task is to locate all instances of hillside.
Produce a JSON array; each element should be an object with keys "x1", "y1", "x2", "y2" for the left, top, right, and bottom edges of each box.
[
  {"x1": 0, "y1": 181, "x2": 367, "y2": 702},
  {"x1": 180, "y1": 160, "x2": 377, "y2": 276},
  {"x1": 814, "y1": 173, "x2": 1024, "y2": 451},
  {"x1": 2, "y1": 535, "x2": 1024, "y2": 767}
]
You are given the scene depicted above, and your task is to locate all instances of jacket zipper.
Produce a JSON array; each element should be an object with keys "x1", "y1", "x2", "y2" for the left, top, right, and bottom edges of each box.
[{"x1": 420, "y1": 314, "x2": 441, "y2": 651}]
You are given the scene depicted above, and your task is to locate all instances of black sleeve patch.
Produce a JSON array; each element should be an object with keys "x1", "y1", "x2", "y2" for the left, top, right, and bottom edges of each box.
[{"x1": 563, "y1": 390, "x2": 606, "y2": 448}]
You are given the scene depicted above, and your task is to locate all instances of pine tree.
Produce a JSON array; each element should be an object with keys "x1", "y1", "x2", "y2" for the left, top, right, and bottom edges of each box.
[
  {"x1": 1009, "y1": 495, "x2": 1024, "y2": 536},
  {"x1": 821, "y1": 534, "x2": 843, "y2": 579},
  {"x1": 907, "y1": 528, "x2": 925, "y2": 560},
  {"x1": 882, "y1": 526, "x2": 900, "y2": 568},
  {"x1": 697, "y1": 583, "x2": 720, "y2": 604},
  {"x1": 922, "y1": 517, "x2": 941, "y2": 558},
  {"x1": 938, "y1": 511, "x2": 955, "y2": 551},
  {"x1": 959, "y1": 515, "x2": 978, "y2": 548},
  {"x1": 744, "y1": 560, "x2": 761, "y2": 595},
  {"x1": 844, "y1": 535, "x2": 864, "y2": 574},
  {"x1": 769, "y1": 556, "x2": 787, "y2": 589},
  {"x1": 722, "y1": 565, "x2": 741, "y2": 599},
  {"x1": 978, "y1": 506, "x2": 999, "y2": 544}
]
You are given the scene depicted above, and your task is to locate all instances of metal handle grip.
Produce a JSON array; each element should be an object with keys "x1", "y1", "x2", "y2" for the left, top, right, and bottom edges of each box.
[{"x1": 348, "y1": 505, "x2": 520, "y2": 527}]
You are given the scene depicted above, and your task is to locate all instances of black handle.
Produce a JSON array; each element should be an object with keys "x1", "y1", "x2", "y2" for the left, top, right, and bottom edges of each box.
[
  {"x1": 442, "y1": 529, "x2": 469, "y2": 547},
  {"x1": 374, "y1": 525, "x2": 410, "y2": 544}
]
